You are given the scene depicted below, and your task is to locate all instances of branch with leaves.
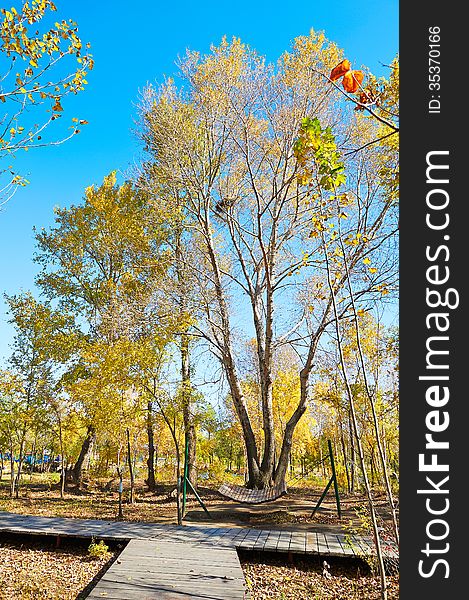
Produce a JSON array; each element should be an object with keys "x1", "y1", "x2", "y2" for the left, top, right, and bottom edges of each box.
[{"x1": 0, "y1": 1, "x2": 93, "y2": 204}]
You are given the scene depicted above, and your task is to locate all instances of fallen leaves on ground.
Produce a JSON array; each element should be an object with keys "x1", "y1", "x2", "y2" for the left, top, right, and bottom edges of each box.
[
  {"x1": 0, "y1": 539, "x2": 115, "y2": 600},
  {"x1": 240, "y1": 553, "x2": 399, "y2": 600}
]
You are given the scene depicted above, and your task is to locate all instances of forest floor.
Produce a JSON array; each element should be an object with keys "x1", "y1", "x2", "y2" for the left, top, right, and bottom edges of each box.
[
  {"x1": 0, "y1": 473, "x2": 396, "y2": 536},
  {"x1": 239, "y1": 551, "x2": 399, "y2": 600},
  {"x1": 0, "y1": 474, "x2": 398, "y2": 599},
  {"x1": 0, "y1": 534, "x2": 117, "y2": 600}
]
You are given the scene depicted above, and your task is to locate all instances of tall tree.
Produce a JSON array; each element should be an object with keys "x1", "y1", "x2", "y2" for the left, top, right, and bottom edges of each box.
[
  {"x1": 138, "y1": 33, "x2": 397, "y2": 489},
  {"x1": 1, "y1": 292, "x2": 74, "y2": 496},
  {"x1": 34, "y1": 173, "x2": 173, "y2": 486}
]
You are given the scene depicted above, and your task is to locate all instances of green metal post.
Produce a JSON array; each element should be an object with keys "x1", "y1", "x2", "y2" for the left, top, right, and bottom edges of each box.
[
  {"x1": 185, "y1": 478, "x2": 212, "y2": 518},
  {"x1": 311, "y1": 476, "x2": 334, "y2": 517},
  {"x1": 328, "y1": 439, "x2": 342, "y2": 518}
]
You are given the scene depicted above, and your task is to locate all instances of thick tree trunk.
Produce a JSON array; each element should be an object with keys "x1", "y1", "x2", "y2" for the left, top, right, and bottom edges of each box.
[
  {"x1": 146, "y1": 401, "x2": 157, "y2": 490},
  {"x1": 223, "y1": 354, "x2": 261, "y2": 487},
  {"x1": 202, "y1": 216, "x2": 262, "y2": 487},
  {"x1": 273, "y1": 360, "x2": 314, "y2": 488},
  {"x1": 71, "y1": 425, "x2": 95, "y2": 487}
]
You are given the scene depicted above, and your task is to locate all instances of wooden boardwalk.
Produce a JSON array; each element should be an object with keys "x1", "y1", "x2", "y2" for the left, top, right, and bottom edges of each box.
[
  {"x1": 86, "y1": 539, "x2": 247, "y2": 599},
  {"x1": 0, "y1": 511, "x2": 398, "y2": 598}
]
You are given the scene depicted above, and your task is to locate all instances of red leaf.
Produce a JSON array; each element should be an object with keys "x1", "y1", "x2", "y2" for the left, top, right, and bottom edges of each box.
[
  {"x1": 330, "y1": 59, "x2": 351, "y2": 81},
  {"x1": 342, "y1": 70, "x2": 364, "y2": 93}
]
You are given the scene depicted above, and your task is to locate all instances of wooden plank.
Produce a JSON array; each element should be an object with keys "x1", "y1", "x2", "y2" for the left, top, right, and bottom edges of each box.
[
  {"x1": 316, "y1": 532, "x2": 329, "y2": 554},
  {"x1": 359, "y1": 535, "x2": 377, "y2": 556},
  {"x1": 87, "y1": 581, "x2": 246, "y2": 600},
  {"x1": 324, "y1": 533, "x2": 344, "y2": 556},
  {"x1": 231, "y1": 527, "x2": 254, "y2": 547},
  {"x1": 382, "y1": 540, "x2": 399, "y2": 560},
  {"x1": 238, "y1": 528, "x2": 262, "y2": 550},
  {"x1": 202, "y1": 527, "x2": 234, "y2": 546},
  {"x1": 262, "y1": 529, "x2": 282, "y2": 552},
  {"x1": 349, "y1": 534, "x2": 372, "y2": 556},
  {"x1": 305, "y1": 531, "x2": 318, "y2": 554},
  {"x1": 123, "y1": 548, "x2": 241, "y2": 566},
  {"x1": 336, "y1": 533, "x2": 357, "y2": 556},
  {"x1": 288, "y1": 531, "x2": 306, "y2": 553},
  {"x1": 196, "y1": 526, "x2": 222, "y2": 543},
  {"x1": 252, "y1": 530, "x2": 270, "y2": 551},
  {"x1": 215, "y1": 529, "x2": 243, "y2": 548},
  {"x1": 276, "y1": 531, "x2": 292, "y2": 553}
]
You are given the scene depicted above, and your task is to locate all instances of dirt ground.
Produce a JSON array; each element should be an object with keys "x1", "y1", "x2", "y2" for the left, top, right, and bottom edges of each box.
[
  {"x1": 0, "y1": 535, "x2": 117, "y2": 600},
  {"x1": 240, "y1": 551, "x2": 399, "y2": 600},
  {"x1": 0, "y1": 476, "x2": 395, "y2": 537},
  {"x1": 0, "y1": 477, "x2": 398, "y2": 599}
]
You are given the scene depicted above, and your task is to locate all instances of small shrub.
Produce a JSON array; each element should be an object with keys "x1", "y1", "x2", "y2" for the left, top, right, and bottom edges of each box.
[{"x1": 87, "y1": 539, "x2": 110, "y2": 559}]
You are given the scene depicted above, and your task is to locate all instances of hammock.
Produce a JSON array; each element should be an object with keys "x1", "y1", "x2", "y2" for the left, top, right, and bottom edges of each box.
[{"x1": 218, "y1": 481, "x2": 287, "y2": 504}]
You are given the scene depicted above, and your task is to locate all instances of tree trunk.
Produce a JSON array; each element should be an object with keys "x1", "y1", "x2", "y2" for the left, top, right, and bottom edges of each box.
[
  {"x1": 319, "y1": 439, "x2": 325, "y2": 477},
  {"x1": 60, "y1": 457, "x2": 66, "y2": 499},
  {"x1": 126, "y1": 428, "x2": 135, "y2": 504},
  {"x1": 340, "y1": 425, "x2": 350, "y2": 493},
  {"x1": 203, "y1": 219, "x2": 262, "y2": 487},
  {"x1": 58, "y1": 416, "x2": 66, "y2": 499},
  {"x1": 181, "y1": 333, "x2": 197, "y2": 488},
  {"x1": 71, "y1": 425, "x2": 95, "y2": 487},
  {"x1": 13, "y1": 430, "x2": 27, "y2": 499},
  {"x1": 172, "y1": 417, "x2": 182, "y2": 526},
  {"x1": 173, "y1": 221, "x2": 198, "y2": 489},
  {"x1": 349, "y1": 411, "x2": 356, "y2": 492},
  {"x1": 146, "y1": 401, "x2": 157, "y2": 490},
  {"x1": 9, "y1": 442, "x2": 15, "y2": 497},
  {"x1": 40, "y1": 447, "x2": 46, "y2": 473},
  {"x1": 117, "y1": 468, "x2": 124, "y2": 519}
]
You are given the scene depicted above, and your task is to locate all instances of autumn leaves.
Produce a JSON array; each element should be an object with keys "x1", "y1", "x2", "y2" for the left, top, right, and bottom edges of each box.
[{"x1": 329, "y1": 58, "x2": 372, "y2": 108}]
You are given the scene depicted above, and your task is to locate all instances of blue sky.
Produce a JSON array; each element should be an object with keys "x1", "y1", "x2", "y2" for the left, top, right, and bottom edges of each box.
[{"x1": 0, "y1": 0, "x2": 398, "y2": 360}]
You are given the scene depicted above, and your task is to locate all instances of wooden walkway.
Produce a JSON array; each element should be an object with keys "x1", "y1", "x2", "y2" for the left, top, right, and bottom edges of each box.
[
  {"x1": 86, "y1": 539, "x2": 247, "y2": 599},
  {"x1": 0, "y1": 511, "x2": 398, "y2": 598}
]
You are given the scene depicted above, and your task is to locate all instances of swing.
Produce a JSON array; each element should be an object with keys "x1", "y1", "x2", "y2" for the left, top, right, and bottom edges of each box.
[
  {"x1": 218, "y1": 480, "x2": 287, "y2": 504},
  {"x1": 218, "y1": 439, "x2": 341, "y2": 516}
]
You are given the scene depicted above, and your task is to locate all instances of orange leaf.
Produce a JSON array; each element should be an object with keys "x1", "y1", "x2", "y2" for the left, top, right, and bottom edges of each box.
[
  {"x1": 358, "y1": 91, "x2": 370, "y2": 104},
  {"x1": 330, "y1": 59, "x2": 351, "y2": 81},
  {"x1": 342, "y1": 70, "x2": 364, "y2": 93}
]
